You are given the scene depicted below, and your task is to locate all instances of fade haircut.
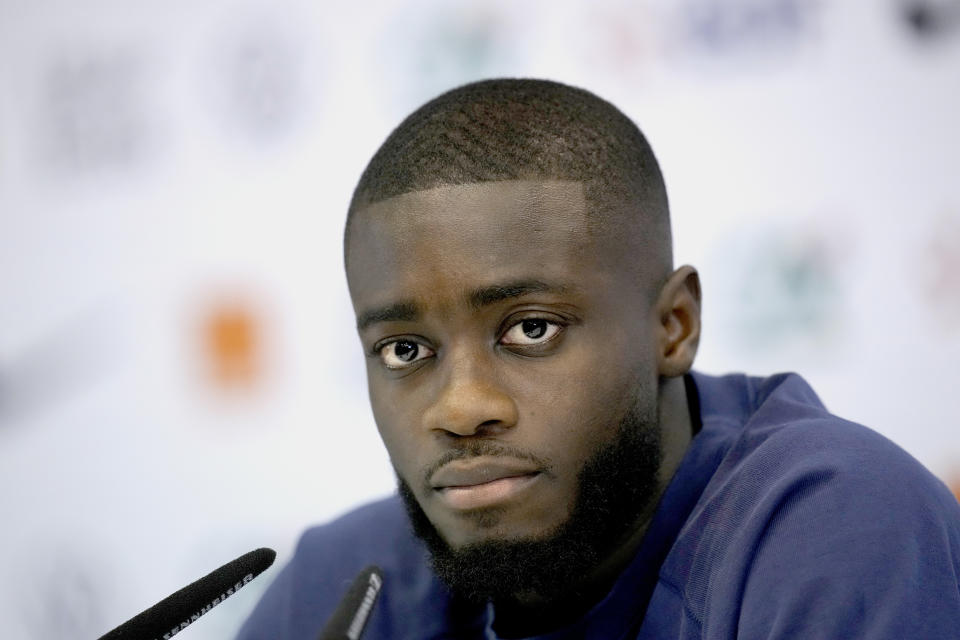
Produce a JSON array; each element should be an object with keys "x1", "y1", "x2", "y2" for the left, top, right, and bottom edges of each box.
[{"x1": 346, "y1": 78, "x2": 673, "y2": 280}]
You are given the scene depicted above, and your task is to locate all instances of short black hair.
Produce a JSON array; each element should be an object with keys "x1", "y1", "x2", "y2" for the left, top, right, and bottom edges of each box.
[{"x1": 346, "y1": 78, "x2": 672, "y2": 274}]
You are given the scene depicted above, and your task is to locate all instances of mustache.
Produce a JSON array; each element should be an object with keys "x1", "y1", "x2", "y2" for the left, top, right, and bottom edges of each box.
[{"x1": 421, "y1": 441, "x2": 552, "y2": 486}]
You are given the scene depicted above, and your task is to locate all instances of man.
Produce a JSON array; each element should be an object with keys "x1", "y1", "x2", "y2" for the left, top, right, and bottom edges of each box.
[{"x1": 238, "y1": 79, "x2": 960, "y2": 638}]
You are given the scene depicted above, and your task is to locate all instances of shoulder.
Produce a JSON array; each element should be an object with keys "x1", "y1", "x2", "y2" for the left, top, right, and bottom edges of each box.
[
  {"x1": 669, "y1": 372, "x2": 960, "y2": 637},
  {"x1": 692, "y1": 371, "x2": 953, "y2": 504},
  {"x1": 689, "y1": 371, "x2": 960, "y2": 551},
  {"x1": 724, "y1": 372, "x2": 954, "y2": 514}
]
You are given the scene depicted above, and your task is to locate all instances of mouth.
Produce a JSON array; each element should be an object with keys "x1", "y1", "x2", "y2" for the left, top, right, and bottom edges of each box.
[{"x1": 430, "y1": 457, "x2": 543, "y2": 510}]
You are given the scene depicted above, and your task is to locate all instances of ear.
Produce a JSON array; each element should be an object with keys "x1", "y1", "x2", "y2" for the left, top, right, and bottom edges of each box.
[{"x1": 654, "y1": 265, "x2": 702, "y2": 378}]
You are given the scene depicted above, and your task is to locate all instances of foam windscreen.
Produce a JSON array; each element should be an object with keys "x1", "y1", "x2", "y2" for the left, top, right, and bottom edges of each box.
[{"x1": 97, "y1": 547, "x2": 276, "y2": 640}]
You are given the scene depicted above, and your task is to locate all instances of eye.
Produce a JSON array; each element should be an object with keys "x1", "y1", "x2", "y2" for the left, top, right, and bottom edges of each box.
[
  {"x1": 500, "y1": 318, "x2": 562, "y2": 346},
  {"x1": 378, "y1": 339, "x2": 435, "y2": 369}
]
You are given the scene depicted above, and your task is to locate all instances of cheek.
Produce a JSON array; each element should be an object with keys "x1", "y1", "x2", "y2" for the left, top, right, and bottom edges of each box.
[
  {"x1": 549, "y1": 391, "x2": 621, "y2": 459},
  {"x1": 367, "y1": 377, "x2": 418, "y2": 471},
  {"x1": 514, "y1": 339, "x2": 651, "y2": 456}
]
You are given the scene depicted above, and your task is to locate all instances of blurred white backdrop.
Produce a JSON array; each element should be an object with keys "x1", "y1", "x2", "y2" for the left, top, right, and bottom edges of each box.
[{"x1": 1, "y1": 1, "x2": 958, "y2": 638}]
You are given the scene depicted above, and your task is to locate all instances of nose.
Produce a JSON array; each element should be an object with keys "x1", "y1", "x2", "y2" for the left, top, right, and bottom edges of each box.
[{"x1": 421, "y1": 348, "x2": 519, "y2": 438}]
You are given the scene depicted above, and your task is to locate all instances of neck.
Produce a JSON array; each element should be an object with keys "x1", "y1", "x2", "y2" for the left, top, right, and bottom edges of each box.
[{"x1": 491, "y1": 375, "x2": 694, "y2": 637}]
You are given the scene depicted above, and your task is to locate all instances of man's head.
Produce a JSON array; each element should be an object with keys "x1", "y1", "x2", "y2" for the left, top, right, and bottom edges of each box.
[
  {"x1": 345, "y1": 78, "x2": 672, "y2": 283},
  {"x1": 344, "y1": 79, "x2": 700, "y2": 611}
]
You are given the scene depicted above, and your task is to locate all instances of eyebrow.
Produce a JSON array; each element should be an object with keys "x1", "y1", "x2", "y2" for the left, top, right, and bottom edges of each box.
[
  {"x1": 356, "y1": 302, "x2": 419, "y2": 331},
  {"x1": 468, "y1": 280, "x2": 567, "y2": 309},
  {"x1": 356, "y1": 280, "x2": 567, "y2": 331}
]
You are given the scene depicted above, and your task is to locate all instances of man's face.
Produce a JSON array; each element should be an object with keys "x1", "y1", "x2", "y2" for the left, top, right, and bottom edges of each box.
[{"x1": 346, "y1": 180, "x2": 663, "y2": 553}]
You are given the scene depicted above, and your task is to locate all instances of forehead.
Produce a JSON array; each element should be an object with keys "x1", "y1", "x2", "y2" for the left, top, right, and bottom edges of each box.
[{"x1": 345, "y1": 180, "x2": 610, "y2": 301}]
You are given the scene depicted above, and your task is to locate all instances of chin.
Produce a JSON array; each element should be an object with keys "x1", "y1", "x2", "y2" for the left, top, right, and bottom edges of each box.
[
  {"x1": 394, "y1": 395, "x2": 663, "y2": 602},
  {"x1": 438, "y1": 515, "x2": 562, "y2": 551}
]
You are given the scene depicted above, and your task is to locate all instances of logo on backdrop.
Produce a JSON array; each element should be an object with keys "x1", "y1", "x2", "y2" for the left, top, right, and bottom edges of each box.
[
  {"x1": 899, "y1": 0, "x2": 960, "y2": 40},
  {"x1": 38, "y1": 47, "x2": 150, "y2": 174},
  {"x1": 919, "y1": 208, "x2": 960, "y2": 331},
  {"x1": 208, "y1": 17, "x2": 312, "y2": 142},
  {"x1": 672, "y1": 0, "x2": 819, "y2": 55},
  {"x1": 198, "y1": 296, "x2": 266, "y2": 391},
  {"x1": 375, "y1": 4, "x2": 523, "y2": 116},
  {"x1": 709, "y1": 219, "x2": 845, "y2": 358}
]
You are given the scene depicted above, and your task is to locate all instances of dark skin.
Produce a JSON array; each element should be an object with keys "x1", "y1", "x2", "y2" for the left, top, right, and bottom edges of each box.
[{"x1": 345, "y1": 179, "x2": 701, "y2": 630}]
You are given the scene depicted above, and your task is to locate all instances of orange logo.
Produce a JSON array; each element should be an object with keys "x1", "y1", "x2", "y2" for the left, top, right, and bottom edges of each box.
[{"x1": 203, "y1": 303, "x2": 261, "y2": 388}]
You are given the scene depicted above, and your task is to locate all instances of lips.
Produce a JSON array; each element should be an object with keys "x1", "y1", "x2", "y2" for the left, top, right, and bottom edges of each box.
[{"x1": 430, "y1": 457, "x2": 542, "y2": 510}]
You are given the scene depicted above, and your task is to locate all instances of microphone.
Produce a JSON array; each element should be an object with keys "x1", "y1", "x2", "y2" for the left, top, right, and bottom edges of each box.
[
  {"x1": 97, "y1": 547, "x2": 276, "y2": 640},
  {"x1": 317, "y1": 565, "x2": 384, "y2": 640}
]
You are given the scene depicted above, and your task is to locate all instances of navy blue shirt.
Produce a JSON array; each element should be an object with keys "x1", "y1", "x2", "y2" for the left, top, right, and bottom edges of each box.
[{"x1": 237, "y1": 372, "x2": 960, "y2": 639}]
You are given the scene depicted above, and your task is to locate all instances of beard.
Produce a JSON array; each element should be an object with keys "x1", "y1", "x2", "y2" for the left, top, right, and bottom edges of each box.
[{"x1": 396, "y1": 396, "x2": 663, "y2": 605}]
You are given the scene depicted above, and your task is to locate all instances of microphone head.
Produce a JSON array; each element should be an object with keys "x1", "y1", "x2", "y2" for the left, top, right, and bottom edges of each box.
[
  {"x1": 98, "y1": 547, "x2": 276, "y2": 640},
  {"x1": 317, "y1": 565, "x2": 384, "y2": 640}
]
